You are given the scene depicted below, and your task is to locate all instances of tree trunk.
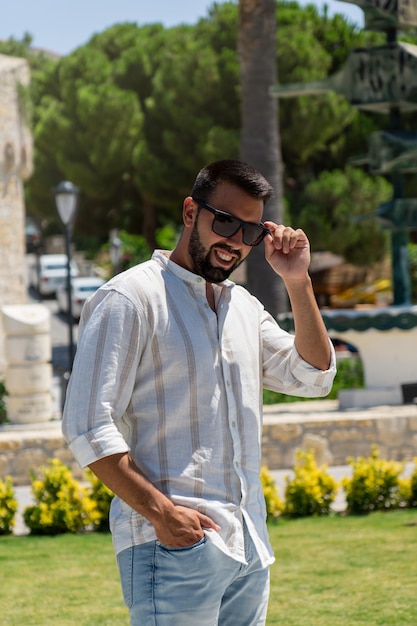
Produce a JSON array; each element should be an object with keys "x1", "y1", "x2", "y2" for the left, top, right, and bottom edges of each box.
[
  {"x1": 142, "y1": 196, "x2": 157, "y2": 250},
  {"x1": 238, "y1": 0, "x2": 288, "y2": 316}
]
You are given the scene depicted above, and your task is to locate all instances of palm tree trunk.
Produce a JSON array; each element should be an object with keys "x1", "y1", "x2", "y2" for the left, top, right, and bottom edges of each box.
[{"x1": 238, "y1": 0, "x2": 288, "y2": 316}]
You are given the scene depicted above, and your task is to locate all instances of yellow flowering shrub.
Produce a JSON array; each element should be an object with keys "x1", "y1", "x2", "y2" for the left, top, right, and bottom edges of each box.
[
  {"x1": 397, "y1": 477, "x2": 412, "y2": 508},
  {"x1": 342, "y1": 445, "x2": 404, "y2": 514},
  {"x1": 0, "y1": 476, "x2": 18, "y2": 535},
  {"x1": 260, "y1": 466, "x2": 283, "y2": 521},
  {"x1": 283, "y1": 449, "x2": 338, "y2": 518},
  {"x1": 84, "y1": 469, "x2": 114, "y2": 532},
  {"x1": 23, "y1": 458, "x2": 99, "y2": 534}
]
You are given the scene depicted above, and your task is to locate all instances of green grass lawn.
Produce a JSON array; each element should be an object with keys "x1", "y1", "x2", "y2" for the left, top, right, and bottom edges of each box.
[
  {"x1": 1, "y1": 509, "x2": 417, "y2": 625},
  {"x1": 268, "y1": 510, "x2": 417, "y2": 626}
]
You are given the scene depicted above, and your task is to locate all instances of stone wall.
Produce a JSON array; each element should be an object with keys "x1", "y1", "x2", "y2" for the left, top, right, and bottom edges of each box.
[
  {"x1": 1, "y1": 401, "x2": 417, "y2": 485},
  {"x1": 0, "y1": 54, "x2": 33, "y2": 374},
  {"x1": 0, "y1": 422, "x2": 78, "y2": 486},
  {"x1": 262, "y1": 401, "x2": 417, "y2": 469}
]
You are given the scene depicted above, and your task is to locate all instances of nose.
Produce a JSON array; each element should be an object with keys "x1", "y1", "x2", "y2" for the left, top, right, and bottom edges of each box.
[{"x1": 225, "y1": 225, "x2": 245, "y2": 247}]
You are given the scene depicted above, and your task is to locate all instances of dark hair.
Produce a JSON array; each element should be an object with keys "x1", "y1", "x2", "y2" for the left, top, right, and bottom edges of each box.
[{"x1": 191, "y1": 159, "x2": 274, "y2": 206}]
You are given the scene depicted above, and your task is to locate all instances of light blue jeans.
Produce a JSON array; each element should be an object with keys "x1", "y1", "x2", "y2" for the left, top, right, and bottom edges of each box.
[{"x1": 116, "y1": 522, "x2": 270, "y2": 625}]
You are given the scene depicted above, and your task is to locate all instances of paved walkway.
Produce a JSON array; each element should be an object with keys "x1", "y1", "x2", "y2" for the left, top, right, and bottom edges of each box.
[{"x1": 14, "y1": 485, "x2": 33, "y2": 535}]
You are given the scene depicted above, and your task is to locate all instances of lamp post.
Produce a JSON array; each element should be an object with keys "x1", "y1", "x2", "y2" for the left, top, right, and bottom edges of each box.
[
  {"x1": 110, "y1": 230, "x2": 123, "y2": 276},
  {"x1": 53, "y1": 180, "x2": 79, "y2": 371}
]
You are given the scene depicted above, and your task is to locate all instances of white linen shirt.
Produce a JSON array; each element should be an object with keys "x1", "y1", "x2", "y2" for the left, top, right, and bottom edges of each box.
[{"x1": 62, "y1": 250, "x2": 336, "y2": 565}]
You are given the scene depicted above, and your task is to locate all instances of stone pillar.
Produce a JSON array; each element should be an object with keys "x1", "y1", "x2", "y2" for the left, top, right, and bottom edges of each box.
[
  {"x1": 0, "y1": 54, "x2": 33, "y2": 375},
  {"x1": 2, "y1": 304, "x2": 53, "y2": 423}
]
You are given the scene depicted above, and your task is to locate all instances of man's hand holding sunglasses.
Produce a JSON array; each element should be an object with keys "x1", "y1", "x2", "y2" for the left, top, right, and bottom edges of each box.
[
  {"x1": 263, "y1": 222, "x2": 311, "y2": 283},
  {"x1": 263, "y1": 222, "x2": 331, "y2": 371}
]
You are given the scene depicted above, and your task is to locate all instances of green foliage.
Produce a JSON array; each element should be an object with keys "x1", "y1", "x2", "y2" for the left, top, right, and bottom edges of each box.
[
  {"x1": 117, "y1": 230, "x2": 152, "y2": 269},
  {"x1": 342, "y1": 445, "x2": 404, "y2": 514},
  {"x1": 276, "y1": 1, "x2": 374, "y2": 174},
  {"x1": 263, "y1": 355, "x2": 364, "y2": 404},
  {"x1": 155, "y1": 223, "x2": 180, "y2": 250},
  {"x1": 329, "y1": 355, "x2": 364, "y2": 396},
  {"x1": 283, "y1": 449, "x2": 338, "y2": 517},
  {"x1": 0, "y1": 476, "x2": 18, "y2": 535},
  {"x1": 23, "y1": 458, "x2": 98, "y2": 534},
  {"x1": 294, "y1": 167, "x2": 391, "y2": 265},
  {"x1": 263, "y1": 388, "x2": 307, "y2": 404},
  {"x1": 260, "y1": 466, "x2": 283, "y2": 521},
  {"x1": 0, "y1": 32, "x2": 33, "y2": 57},
  {"x1": 84, "y1": 469, "x2": 114, "y2": 532},
  {"x1": 117, "y1": 224, "x2": 179, "y2": 269},
  {"x1": 0, "y1": 1, "x2": 400, "y2": 263},
  {"x1": 31, "y1": 44, "x2": 144, "y2": 237},
  {"x1": 97, "y1": 224, "x2": 180, "y2": 278},
  {"x1": 2, "y1": 2, "x2": 390, "y2": 256},
  {"x1": 0, "y1": 380, "x2": 8, "y2": 424}
]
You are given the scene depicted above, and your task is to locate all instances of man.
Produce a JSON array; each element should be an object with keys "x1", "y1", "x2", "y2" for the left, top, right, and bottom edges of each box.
[{"x1": 62, "y1": 159, "x2": 336, "y2": 625}]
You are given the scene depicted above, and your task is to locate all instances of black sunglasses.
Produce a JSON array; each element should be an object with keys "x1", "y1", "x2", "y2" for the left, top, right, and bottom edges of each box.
[{"x1": 192, "y1": 197, "x2": 270, "y2": 247}]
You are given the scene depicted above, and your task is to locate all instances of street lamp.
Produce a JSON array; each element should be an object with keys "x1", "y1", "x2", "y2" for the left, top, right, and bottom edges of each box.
[
  {"x1": 53, "y1": 180, "x2": 79, "y2": 371},
  {"x1": 110, "y1": 230, "x2": 123, "y2": 276}
]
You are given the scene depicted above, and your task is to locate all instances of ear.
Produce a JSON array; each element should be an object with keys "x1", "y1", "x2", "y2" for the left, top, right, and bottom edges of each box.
[{"x1": 183, "y1": 196, "x2": 197, "y2": 228}]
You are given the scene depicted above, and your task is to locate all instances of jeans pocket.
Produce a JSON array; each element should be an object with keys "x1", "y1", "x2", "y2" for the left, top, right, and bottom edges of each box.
[
  {"x1": 116, "y1": 546, "x2": 134, "y2": 609},
  {"x1": 157, "y1": 535, "x2": 207, "y2": 552}
]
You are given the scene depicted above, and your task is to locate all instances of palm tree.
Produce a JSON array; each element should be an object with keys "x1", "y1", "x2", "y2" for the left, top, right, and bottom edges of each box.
[{"x1": 238, "y1": 0, "x2": 287, "y2": 315}]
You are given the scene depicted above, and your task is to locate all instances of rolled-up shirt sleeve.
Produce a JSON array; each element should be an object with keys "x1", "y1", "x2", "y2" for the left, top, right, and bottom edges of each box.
[
  {"x1": 62, "y1": 288, "x2": 142, "y2": 467},
  {"x1": 286, "y1": 339, "x2": 336, "y2": 395},
  {"x1": 261, "y1": 308, "x2": 336, "y2": 397},
  {"x1": 66, "y1": 424, "x2": 129, "y2": 468}
]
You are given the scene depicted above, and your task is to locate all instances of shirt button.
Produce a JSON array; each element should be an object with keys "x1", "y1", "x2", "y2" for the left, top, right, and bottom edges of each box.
[
  {"x1": 235, "y1": 461, "x2": 240, "y2": 468},
  {"x1": 197, "y1": 277, "x2": 203, "y2": 283},
  {"x1": 231, "y1": 421, "x2": 236, "y2": 428},
  {"x1": 226, "y1": 380, "x2": 231, "y2": 387}
]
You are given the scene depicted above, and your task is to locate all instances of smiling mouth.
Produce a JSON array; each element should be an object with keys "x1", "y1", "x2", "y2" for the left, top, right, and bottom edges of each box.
[{"x1": 213, "y1": 247, "x2": 240, "y2": 268}]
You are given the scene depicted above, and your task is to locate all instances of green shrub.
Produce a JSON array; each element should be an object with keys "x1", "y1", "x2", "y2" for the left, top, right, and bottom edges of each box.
[
  {"x1": 85, "y1": 469, "x2": 114, "y2": 532},
  {"x1": 0, "y1": 476, "x2": 18, "y2": 535},
  {"x1": 96, "y1": 225, "x2": 179, "y2": 279},
  {"x1": 283, "y1": 449, "x2": 338, "y2": 517},
  {"x1": 342, "y1": 445, "x2": 404, "y2": 514},
  {"x1": 330, "y1": 356, "x2": 364, "y2": 398},
  {"x1": 260, "y1": 466, "x2": 283, "y2": 521},
  {"x1": 23, "y1": 459, "x2": 98, "y2": 535}
]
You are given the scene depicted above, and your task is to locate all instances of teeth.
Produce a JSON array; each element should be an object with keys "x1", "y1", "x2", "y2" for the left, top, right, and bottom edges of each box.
[{"x1": 217, "y1": 250, "x2": 233, "y2": 262}]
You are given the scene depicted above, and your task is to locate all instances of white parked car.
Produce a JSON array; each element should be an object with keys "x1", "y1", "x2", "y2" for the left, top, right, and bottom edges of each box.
[
  {"x1": 57, "y1": 276, "x2": 106, "y2": 319},
  {"x1": 28, "y1": 254, "x2": 79, "y2": 296}
]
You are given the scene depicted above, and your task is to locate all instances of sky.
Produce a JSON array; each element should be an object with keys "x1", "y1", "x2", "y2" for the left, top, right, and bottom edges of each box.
[{"x1": 0, "y1": 0, "x2": 364, "y2": 56}]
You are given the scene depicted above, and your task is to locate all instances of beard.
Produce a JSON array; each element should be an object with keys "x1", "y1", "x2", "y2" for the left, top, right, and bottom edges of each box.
[{"x1": 188, "y1": 220, "x2": 243, "y2": 283}]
